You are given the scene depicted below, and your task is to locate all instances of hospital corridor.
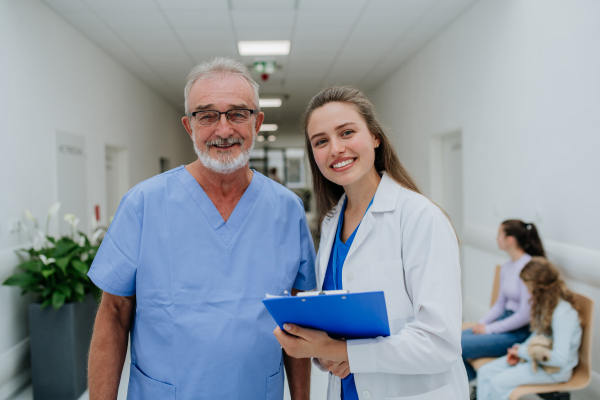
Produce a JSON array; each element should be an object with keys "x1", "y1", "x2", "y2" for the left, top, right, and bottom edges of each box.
[{"x1": 1, "y1": 0, "x2": 600, "y2": 399}]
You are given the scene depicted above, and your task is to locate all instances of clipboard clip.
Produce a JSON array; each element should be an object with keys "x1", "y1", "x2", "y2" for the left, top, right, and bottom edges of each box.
[{"x1": 297, "y1": 290, "x2": 349, "y2": 297}]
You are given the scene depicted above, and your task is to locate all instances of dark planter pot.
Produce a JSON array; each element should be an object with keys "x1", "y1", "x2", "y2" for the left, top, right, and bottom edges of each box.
[{"x1": 28, "y1": 295, "x2": 98, "y2": 400}]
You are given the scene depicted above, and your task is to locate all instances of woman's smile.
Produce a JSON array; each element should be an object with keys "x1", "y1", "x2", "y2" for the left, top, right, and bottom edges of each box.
[{"x1": 331, "y1": 157, "x2": 356, "y2": 171}]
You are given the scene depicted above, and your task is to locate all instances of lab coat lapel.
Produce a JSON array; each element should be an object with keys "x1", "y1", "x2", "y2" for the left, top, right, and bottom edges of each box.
[
  {"x1": 345, "y1": 172, "x2": 400, "y2": 262},
  {"x1": 317, "y1": 195, "x2": 345, "y2": 288}
]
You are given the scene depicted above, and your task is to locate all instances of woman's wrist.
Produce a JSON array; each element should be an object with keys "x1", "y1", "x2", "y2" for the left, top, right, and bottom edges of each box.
[{"x1": 321, "y1": 338, "x2": 349, "y2": 362}]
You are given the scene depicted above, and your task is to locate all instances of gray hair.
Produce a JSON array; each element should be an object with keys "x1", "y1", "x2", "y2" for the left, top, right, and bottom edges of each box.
[{"x1": 184, "y1": 57, "x2": 260, "y2": 113}]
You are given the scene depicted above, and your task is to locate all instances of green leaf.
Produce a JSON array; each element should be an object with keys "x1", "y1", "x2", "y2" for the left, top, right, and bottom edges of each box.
[
  {"x1": 3, "y1": 273, "x2": 36, "y2": 287},
  {"x1": 41, "y1": 299, "x2": 52, "y2": 309},
  {"x1": 20, "y1": 260, "x2": 43, "y2": 273},
  {"x1": 46, "y1": 236, "x2": 56, "y2": 243},
  {"x1": 55, "y1": 256, "x2": 71, "y2": 273},
  {"x1": 57, "y1": 284, "x2": 72, "y2": 299},
  {"x1": 42, "y1": 287, "x2": 52, "y2": 298},
  {"x1": 41, "y1": 268, "x2": 56, "y2": 278},
  {"x1": 72, "y1": 260, "x2": 89, "y2": 275},
  {"x1": 52, "y1": 291, "x2": 66, "y2": 310},
  {"x1": 54, "y1": 240, "x2": 77, "y2": 258},
  {"x1": 74, "y1": 282, "x2": 85, "y2": 297}
]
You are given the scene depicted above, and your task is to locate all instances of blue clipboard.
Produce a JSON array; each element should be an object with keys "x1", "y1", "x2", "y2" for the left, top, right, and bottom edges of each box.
[{"x1": 262, "y1": 291, "x2": 390, "y2": 339}]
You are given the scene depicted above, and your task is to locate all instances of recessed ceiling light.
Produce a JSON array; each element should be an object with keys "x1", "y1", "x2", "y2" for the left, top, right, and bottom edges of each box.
[
  {"x1": 268, "y1": 135, "x2": 277, "y2": 142},
  {"x1": 260, "y1": 124, "x2": 278, "y2": 132},
  {"x1": 259, "y1": 99, "x2": 282, "y2": 108},
  {"x1": 257, "y1": 135, "x2": 265, "y2": 142},
  {"x1": 238, "y1": 41, "x2": 290, "y2": 56}
]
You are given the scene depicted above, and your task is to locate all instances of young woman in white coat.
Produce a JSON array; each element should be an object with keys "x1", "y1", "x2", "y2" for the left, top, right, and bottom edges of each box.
[{"x1": 274, "y1": 86, "x2": 469, "y2": 400}]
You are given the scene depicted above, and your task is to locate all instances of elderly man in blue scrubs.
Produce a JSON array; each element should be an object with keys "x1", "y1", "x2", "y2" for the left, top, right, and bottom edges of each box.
[{"x1": 87, "y1": 58, "x2": 316, "y2": 400}]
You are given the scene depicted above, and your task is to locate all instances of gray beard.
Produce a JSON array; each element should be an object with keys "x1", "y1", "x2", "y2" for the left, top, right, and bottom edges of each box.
[{"x1": 192, "y1": 134, "x2": 254, "y2": 174}]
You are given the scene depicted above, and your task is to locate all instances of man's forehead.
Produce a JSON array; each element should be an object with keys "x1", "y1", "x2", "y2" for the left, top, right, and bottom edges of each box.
[{"x1": 189, "y1": 75, "x2": 255, "y2": 108}]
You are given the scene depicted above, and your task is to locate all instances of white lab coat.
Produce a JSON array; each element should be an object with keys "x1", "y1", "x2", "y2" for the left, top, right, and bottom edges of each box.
[{"x1": 313, "y1": 172, "x2": 469, "y2": 400}]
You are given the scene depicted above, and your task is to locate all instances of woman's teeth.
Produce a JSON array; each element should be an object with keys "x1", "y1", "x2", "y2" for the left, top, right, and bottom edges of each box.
[{"x1": 332, "y1": 159, "x2": 355, "y2": 169}]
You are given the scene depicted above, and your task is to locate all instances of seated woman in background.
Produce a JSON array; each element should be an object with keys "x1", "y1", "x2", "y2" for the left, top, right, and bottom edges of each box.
[
  {"x1": 463, "y1": 220, "x2": 545, "y2": 383},
  {"x1": 476, "y1": 257, "x2": 582, "y2": 400}
]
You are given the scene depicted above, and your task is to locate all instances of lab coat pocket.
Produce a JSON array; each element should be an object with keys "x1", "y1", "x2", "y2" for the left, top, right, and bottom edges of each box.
[
  {"x1": 265, "y1": 362, "x2": 284, "y2": 400},
  {"x1": 385, "y1": 384, "x2": 455, "y2": 400},
  {"x1": 129, "y1": 363, "x2": 176, "y2": 399},
  {"x1": 369, "y1": 259, "x2": 413, "y2": 320}
]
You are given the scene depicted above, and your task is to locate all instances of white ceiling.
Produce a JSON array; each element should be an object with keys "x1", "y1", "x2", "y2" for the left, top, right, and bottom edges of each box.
[{"x1": 40, "y1": 0, "x2": 478, "y2": 134}]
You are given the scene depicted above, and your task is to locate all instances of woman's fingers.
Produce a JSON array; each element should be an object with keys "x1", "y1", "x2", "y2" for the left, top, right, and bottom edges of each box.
[
  {"x1": 323, "y1": 360, "x2": 351, "y2": 379},
  {"x1": 283, "y1": 323, "x2": 321, "y2": 341}
]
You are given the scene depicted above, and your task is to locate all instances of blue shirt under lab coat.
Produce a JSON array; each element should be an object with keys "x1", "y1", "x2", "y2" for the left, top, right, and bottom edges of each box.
[
  {"x1": 88, "y1": 166, "x2": 316, "y2": 400},
  {"x1": 323, "y1": 197, "x2": 373, "y2": 400}
]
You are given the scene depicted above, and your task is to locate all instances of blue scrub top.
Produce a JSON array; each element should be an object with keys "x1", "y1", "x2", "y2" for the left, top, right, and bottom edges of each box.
[
  {"x1": 88, "y1": 166, "x2": 316, "y2": 400},
  {"x1": 323, "y1": 196, "x2": 373, "y2": 400}
]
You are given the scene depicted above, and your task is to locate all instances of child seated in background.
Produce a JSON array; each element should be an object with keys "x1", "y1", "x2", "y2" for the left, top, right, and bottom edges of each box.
[
  {"x1": 476, "y1": 257, "x2": 582, "y2": 400},
  {"x1": 463, "y1": 220, "x2": 545, "y2": 383}
]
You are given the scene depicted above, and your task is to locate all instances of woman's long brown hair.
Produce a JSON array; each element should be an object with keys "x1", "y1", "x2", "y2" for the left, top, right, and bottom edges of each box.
[
  {"x1": 520, "y1": 257, "x2": 581, "y2": 335},
  {"x1": 302, "y1": 86, "x2": 452, "y2": 233}
]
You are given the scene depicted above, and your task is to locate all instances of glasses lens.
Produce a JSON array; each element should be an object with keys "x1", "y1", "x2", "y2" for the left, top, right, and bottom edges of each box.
[
  {"x1": 196, "y1": 111, "x2": 219, "y2": 126},
  {"x1": 227, "y1": 110, "x2": 252, "y2": 124}
]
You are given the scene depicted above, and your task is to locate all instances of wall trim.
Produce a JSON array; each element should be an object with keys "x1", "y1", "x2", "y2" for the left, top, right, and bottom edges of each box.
[
  {"x1": 462, "y1": 224, "x2": 600, "y2": 287},
  {"x1": 0, "y1": 338, "x2": 30, "y2": 400},
  {"x1": 0, "y1": 369, "x2": 29, "y2": 400}
]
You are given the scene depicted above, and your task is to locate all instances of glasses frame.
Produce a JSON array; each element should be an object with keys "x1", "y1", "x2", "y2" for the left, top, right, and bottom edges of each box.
[{"x1": 186, "y1": 109, "x2": 259, "y2": 126}]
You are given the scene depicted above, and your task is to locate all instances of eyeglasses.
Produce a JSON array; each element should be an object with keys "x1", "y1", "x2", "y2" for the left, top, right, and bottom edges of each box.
[{"x1": 186, "y1": 109, "x2": 258, "y2": 126}]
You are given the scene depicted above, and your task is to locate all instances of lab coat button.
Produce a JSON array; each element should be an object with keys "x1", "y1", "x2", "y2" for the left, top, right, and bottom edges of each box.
[
  {"x1": 347, "y1": 272, "x2": 354, "y2": 282},
  {"x1": 363, "y1": 390, "x2": 371, "y2": 399}
]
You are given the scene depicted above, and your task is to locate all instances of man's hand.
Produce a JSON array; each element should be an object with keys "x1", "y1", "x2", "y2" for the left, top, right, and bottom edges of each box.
[
  {"x1": 318, "y1": 358, "x2": 351, "y2": 379},
  {"x1": 472, "y1": 324, "x2": 487, "y2": 334},
  {"x1": 274, "y1": 324, "x2": 348, "y2": 362},
  {"x1": 506, "y1": 345, "x2": 520, "y2": 366}
]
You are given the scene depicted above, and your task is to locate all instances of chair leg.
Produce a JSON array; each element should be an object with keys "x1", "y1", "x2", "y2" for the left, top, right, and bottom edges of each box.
[{"x1": 538, "y1": 392, "x2": 570, "y2": 400}]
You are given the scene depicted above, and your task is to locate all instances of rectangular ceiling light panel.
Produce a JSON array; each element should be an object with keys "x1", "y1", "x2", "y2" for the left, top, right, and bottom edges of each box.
[
  {"x1": 238, "y1": 41, "x2": 290, "y2": 55},
  {"x1": 260, "y1": 124, "x2": 278, "y2": 132},
  {"x1": 259, "y1": 99, "x2": 282, "y2": 108}
]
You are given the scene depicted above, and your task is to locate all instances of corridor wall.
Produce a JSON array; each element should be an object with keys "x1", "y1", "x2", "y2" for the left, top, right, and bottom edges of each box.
[
  {"x1": 0, "y1": 0, "x2": 193, "y2": 398},
  {"x1": 369, "y1": 1, "x2": 600, "y2": 398}
]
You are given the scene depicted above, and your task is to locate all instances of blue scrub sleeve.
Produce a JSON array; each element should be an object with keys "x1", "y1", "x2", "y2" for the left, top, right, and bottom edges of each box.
[
  {"x1": 293, "y1": 211, "x2": 317, "y2": 291},
  {"x1": 88, "y1": 194, "x2": 142, "y2": 296}
]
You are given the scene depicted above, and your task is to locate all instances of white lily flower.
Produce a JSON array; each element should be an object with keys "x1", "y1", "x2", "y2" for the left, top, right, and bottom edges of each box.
[
  {"x1": 81, "y1": 252, "x2": 89, "y2": 262},
  {"x1": 64, "y1": 214, "x2": 76, "y2": 224},
  {"x1": 39, "y1": 254, "x2": 56, "y2": 265},
  {"x1": 91, "y1": 228, "x2": 104, "y2": 245},
  {"x1": 47, "y1": 203, "x2": 61, "y2": 218},
  {"x1": 73, "y1": 218, "x2": 80, "y2": 229},
  {"x1": 78, "y1": 236, "x2": 86, "y2": 247},
  {"x1": 24, "y1": 209, "x2": 36, "y2": 222},
  {"x1": 91, "y1": 215, "x2": 97, "y2": 231},
  {"x1": 32, "y1": 230, "x2": 46, "y2": 251}
]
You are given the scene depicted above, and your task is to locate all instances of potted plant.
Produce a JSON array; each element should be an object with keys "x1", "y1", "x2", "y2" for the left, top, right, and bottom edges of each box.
[{"x1": 3, "y1": 203, "x2": 105, "y2": 400}]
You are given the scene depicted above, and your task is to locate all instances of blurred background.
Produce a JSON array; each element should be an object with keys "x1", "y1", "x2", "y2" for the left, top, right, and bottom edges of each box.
[{"x1": 1, "y1": 0, "x2": 599, "y2": 399}]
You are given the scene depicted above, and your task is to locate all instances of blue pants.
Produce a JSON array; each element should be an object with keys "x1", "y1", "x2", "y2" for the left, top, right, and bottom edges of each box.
[{"x1": 461, "y1": 310, "x2": 530, "y2": 381}]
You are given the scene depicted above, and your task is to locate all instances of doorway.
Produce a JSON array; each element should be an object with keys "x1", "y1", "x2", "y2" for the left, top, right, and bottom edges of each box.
[
  {"x1": 105, "y1": 146, "x2": 129, "y2": 223},
  {"x1": 430, "y1": 131, "x2": 464, "y2": 234}
]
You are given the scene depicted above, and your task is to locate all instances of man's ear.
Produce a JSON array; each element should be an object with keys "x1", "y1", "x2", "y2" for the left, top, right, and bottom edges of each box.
[
  {"x1": 182, "y1": 116, "x2": 194, "y2": 136},
  {"x1": 254, "y1": 111, "x2": 265, "y2": 134}
]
